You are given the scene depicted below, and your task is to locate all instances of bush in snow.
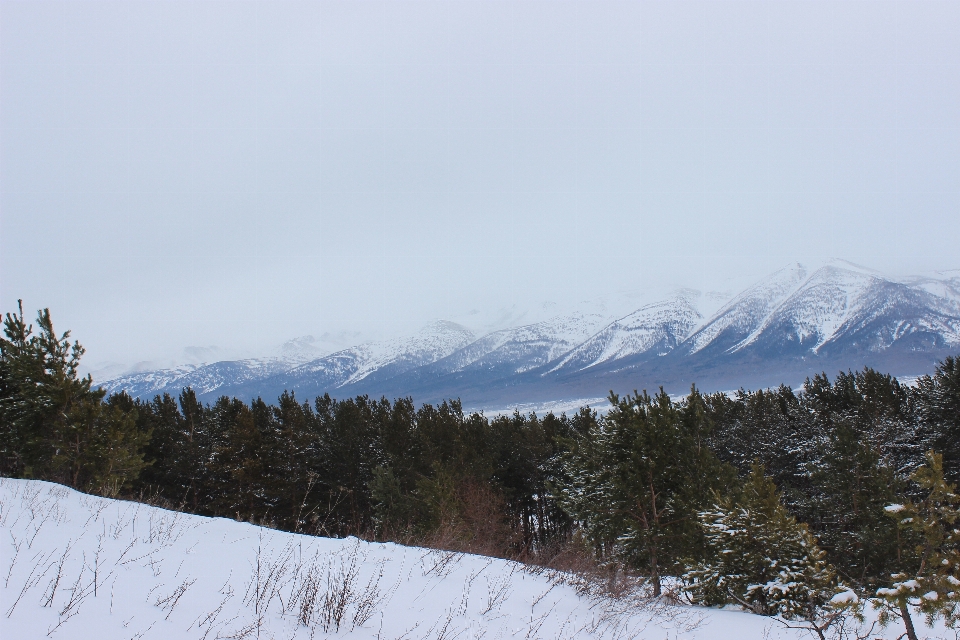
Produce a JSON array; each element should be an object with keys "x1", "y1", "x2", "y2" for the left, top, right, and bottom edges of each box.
[{"x1": 683, "y1": 462, "x2": 850, "y2": 636}]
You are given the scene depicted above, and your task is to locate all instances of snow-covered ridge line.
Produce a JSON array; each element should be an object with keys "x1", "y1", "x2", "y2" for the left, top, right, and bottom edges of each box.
[
  {"x1": 99, "y1": 261, "x2": 960, "y2": 404},
  {"x1": 2, "y1": 478, "x2": 803, "y2": 639}
]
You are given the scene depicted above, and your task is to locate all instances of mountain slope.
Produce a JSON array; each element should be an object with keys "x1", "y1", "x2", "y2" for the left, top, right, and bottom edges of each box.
[
  {"x1": 678, "y1": 262, "x2": 809, "y2": 358},
  {"x1": 548, "y1": 292, "x2": 705, "y2": 374},
  {"x1": 100, "y1": 263, "x2": 960, "y2": 406},
  {"x1": 215, "y1": 320, "x2": 476, "y2": 401}
]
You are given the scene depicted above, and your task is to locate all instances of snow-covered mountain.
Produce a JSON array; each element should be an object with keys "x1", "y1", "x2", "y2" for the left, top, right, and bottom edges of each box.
[
  {"x1": 101, "y1": 320, "x2": 472, "y2": 403},
  {"x1": 96, "y1": 357, "x2": 295, "y2": 400},
  {"x1": 431, "y1": 309, "x2": 619, "y2": 376},
  {"x1": 262, "y1": 320, "x2": 477, "y2": 398},
  {"x1": 548, "y1": 291, "x2": 706, "y2": 374},
  {"x1": 739, "y1": 264, "x2": 960, "y2": 357},
  {"x1": 680, "y1": 262, "x2": 810, "y2": 357},
  {"x1": 100, "y1": 262, "x2": 960, "y2": 406},
  {"x1": 674, "y1": 261, "x2": 960, "y2": 363}
]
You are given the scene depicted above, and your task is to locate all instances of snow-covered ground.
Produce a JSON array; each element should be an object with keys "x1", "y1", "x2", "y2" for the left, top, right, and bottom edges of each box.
[
  {"x1": 472, "y1": 397, "x2": 613, "y2": 418},
  {"x1": 0, "y1": 479, "x2": 949, "y2": 639}
]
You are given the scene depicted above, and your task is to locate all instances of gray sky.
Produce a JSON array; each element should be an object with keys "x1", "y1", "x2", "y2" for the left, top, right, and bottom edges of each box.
[{"x1": 2, "y1": 1, "x2": 959, "y2": 367}]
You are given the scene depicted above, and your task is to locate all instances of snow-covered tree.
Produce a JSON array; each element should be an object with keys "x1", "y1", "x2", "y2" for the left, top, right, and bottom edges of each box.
[
  {"x1": 916, "y1": 357, "x2": 960, "y2": 485},
  {"x1": 878, "y1": 451, "x2": 960, "y2": 640},
  {"x1": 684, "y1": 463, "x2": 846, "y2": 636}
]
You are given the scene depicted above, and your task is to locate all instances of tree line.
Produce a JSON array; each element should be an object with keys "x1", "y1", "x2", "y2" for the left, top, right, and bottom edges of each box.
[{"x1": 2, "y1": 304, "x2": 958, "y2": 638}]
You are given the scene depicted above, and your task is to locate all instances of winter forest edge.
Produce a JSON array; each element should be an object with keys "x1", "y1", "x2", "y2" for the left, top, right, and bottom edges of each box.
[{"x1": 2, "y1": 302, "x2": 959, "y2": 640}]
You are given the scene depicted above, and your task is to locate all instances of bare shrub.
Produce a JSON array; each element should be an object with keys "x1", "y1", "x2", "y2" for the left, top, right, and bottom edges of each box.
[
  {"x1": 352, "y1": 560, "x2": 385, "y2": 628},
  {"x1": 376, "y1": 475, "x2": 521, "y2": 562},
  {"x1": 5, "y1": 549, "x2": 55, "y2": 617},
  {"x1": 296, "y1": 565, "x2": 320, "y2": 627},
  {"x1": 41, "y1": 541, "x2": 74, "y2": 607},
  {"x1": 481, "y1": 569, "x2": 514, "y2": 615},
  {"x1": 278, "y1": 541, "x2": 392, "y2": 633},
  {"x1": 319, "y1": 547, "x2": 359, "y2": 632},
  {"x1": 155, "y1": 577, "x2": 196, "y2": 620}
]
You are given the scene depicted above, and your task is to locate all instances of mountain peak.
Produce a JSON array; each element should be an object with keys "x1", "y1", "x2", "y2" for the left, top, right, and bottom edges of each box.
[{"x1": 100, "y1": 262, "x2": 960, "y2": 406}]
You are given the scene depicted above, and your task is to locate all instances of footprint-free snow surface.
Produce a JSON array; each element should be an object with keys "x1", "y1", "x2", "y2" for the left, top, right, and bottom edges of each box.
[{"x1": 0, "y1": 478, "x2": 936, "y2": 639}]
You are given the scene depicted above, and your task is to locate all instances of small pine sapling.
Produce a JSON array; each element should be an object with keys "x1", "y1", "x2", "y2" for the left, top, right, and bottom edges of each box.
[
  {"x1": 877, "y1": 451, "x2": 960, "y2": 640},
  {"x1": 684, "y1": 463, "x2": 855, "y2": 639}
]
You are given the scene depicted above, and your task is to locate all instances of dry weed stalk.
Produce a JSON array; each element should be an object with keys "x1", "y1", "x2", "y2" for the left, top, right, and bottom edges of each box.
[
  {"x1": 41, "y1": 540, "x2": 74, "y2": 607},
  {"x1": 155, "y1": 577, "x2": 196, "y2": 619},
  {"x1": 5, "y1": 548, "x2": 55, "y2": 617}
]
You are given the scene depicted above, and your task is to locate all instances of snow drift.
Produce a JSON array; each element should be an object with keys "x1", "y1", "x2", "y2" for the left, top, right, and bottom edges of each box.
[{"x1": 0, "y1": 478, "x2": 848, "y2": 640}]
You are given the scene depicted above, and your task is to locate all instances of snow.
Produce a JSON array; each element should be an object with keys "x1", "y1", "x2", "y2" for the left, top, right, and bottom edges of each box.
[
  {"x1": 829, "y1": 590, "x2": 858, "y2": 604},
  {"x1": 685, "y1": 263, "x2": 809, "y2": 355},
  {"x1": 739, "y1": 264, "x2": 880, "y2": 353},
  {"x1": 0, "y1": 479, "x2": 824, "y2": 640},
  {"x1": 436, "y1": 309, "x2": 616, "y2": 376},
  {"x1": 328, "y1": 320, "x2": 476, "y2": 386},
  {"x1": 474, "y1": 397, "x2": 612, "y2": 418},
  {"x1": 98, "y1": 260, "x2": 960, "y2": 403},
  {"x1": 884, "y1": 504, "x2": 905, "y2": 513},
  {"x1": 548, "y1": 293, "x2": 704, "y2": 373},
  {"x1": 2, "y1": 479, "x2": 951, "y2": 639}
]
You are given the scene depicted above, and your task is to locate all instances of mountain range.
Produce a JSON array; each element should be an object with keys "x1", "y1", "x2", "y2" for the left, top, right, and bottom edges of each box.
[{"x1": 98, "y1": 262, "x2": 960, "y2": 409}]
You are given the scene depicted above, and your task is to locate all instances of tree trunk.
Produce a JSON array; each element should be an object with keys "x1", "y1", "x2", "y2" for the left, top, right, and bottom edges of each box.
[
  {"x1": 900, "y1": 600, "x2": 919, "y2": 640},
  {"x1": 650, "y1": 546, "x2": 661, "y2": 597}
]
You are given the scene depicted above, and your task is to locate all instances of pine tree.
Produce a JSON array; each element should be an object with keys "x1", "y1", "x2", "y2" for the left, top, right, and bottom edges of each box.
[
  {"x1": 802, "y1": 370, "x2": 912, "y2": 588},
  {"x1": 916, "y1": 357, "x2": 960, "y2": 485},
  {"x1": 878, "y1": 451, "x2": 960, "y2": 640},
  {"x1": 559, "y1": 387, "x2": 727, "y2": 596},
  {"x1": 684, "y1": 463, "x2": 843, "y2": 637},
  {"x1": 0, "y1": 302, "x2": 148, "y2": 494}
]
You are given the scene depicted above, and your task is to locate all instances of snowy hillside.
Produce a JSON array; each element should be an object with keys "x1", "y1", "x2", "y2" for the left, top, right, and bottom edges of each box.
[
  {"x1": 96, "y1": 336, "x2": 331, "y2": 399},
  {"x1": 2, "y1": 478, "x2": 924, "y2": 640},
  {"x1": 681, "y1": 261, "x2": 960, "y2": 360},
  {"x1": 96, "y1": 358, "x2": 293, "y2": 399},
  {"x1": 681, "y1": 263, "x2": 810, "y2": 356},
  {"x1": 548, "y1": 292, "x2": 705, "y2": 373},
  {"x1": 428, "y1": 309, "x2": 618, "y2": 376}
]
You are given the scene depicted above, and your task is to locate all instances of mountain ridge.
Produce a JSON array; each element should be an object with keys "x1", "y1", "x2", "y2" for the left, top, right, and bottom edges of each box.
[{"x1": 98, "y1": 262, "x2": 960, "y2": 407}]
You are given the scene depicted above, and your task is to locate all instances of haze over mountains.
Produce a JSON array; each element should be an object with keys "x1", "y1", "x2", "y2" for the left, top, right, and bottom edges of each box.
[{"x1": 99, "y1": 261, "x2": 960, "y2": 408}]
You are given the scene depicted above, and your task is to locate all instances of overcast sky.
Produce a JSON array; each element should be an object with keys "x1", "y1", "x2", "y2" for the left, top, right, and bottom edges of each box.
[{"x1": 2, "y1": 1, "x2": 959, "y2": 367}]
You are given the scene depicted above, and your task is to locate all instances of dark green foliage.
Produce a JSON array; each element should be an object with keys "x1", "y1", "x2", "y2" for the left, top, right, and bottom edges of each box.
[
  {"x1": 707, "y1": 367, "x2": 921, "y2": 590},
  {"x1": 801, "y1": 370, "x2": 916, "y2": 588},
  {"x1": 0, "y1": 303, "x2": 148, "y2": 495},
  {"x1": 559, "y1": 387, "x2": 730, "y2": 595},
  {"x1": 706, "y1": 386, "x2": 812, "y2": 511},
  {"x1": 685, "y1": 463, "x2": 837, "y2": 620},
  {"x1": 123, "y1": 391, "x2": 576, "y2": 554},
  {"x1": 916, "y1": 356, "x2": 960, "y2": 484},
  {"x1": 877, "y1": 452, "x2": 960, "y2": 638}
]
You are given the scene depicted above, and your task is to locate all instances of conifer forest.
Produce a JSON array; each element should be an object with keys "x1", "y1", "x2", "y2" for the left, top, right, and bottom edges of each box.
[{"x1": 2, "y1": 303, "x2": 959, "y2": 637}]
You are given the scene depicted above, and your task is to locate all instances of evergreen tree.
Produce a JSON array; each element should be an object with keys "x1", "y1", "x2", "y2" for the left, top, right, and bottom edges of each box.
[
  {"x1": 706, "y1": 386, "x2": 811, "y2": 509},
  {"x1": 878, "y1": 451, "x2": 960, "y2": 640},
  {"x1": 0, "y1": 302, "x2": 148, "y2": 494},
  {"x1": 134, "y1": 390, "x2": 212, "y2": 510},
  {"x1": 207, "y1": 397, "x2": 265, "y2": 521},
  {"x1": 271, "y1": 391, "x2": 322, "y2": 531},
  {"x1": 684, "y1": 463, "x2": 843, "y2": 637},
  {"x1": 560, "y1": 387, "x2": 726, "y2": 596},
  {"x1": 916, "y1": 356, "x2": 960, "y2": 484},
  {"x1": 801, "y1": 370, "x2": 912, "y2": 588}
]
